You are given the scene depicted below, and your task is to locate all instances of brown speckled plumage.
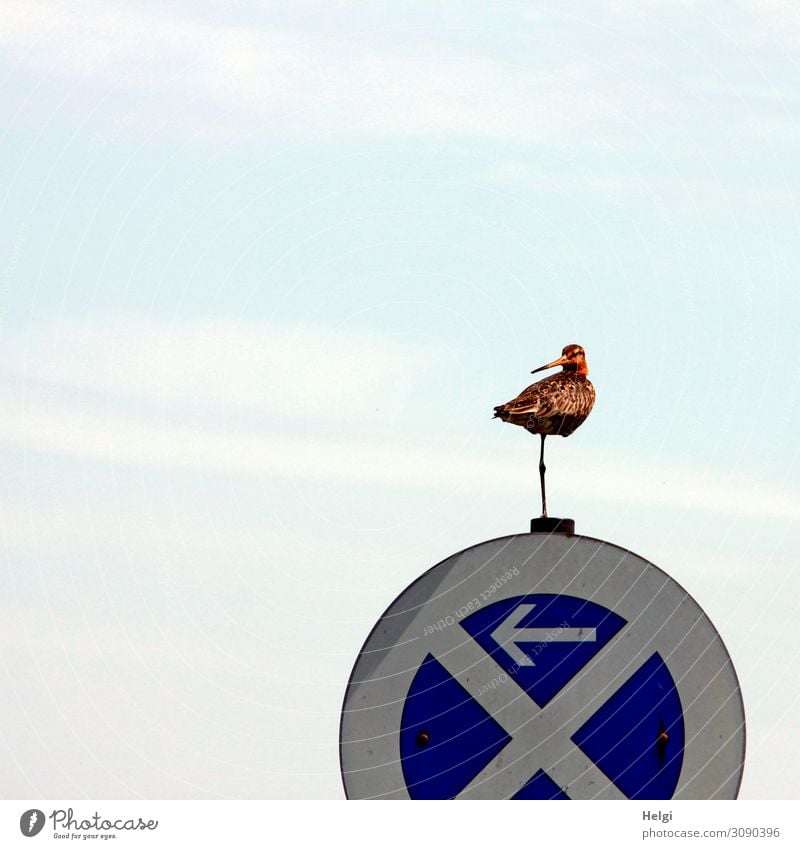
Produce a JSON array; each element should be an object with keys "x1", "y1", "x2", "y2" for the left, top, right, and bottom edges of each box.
[
  {"x1": 494, "y1": 344, "x2": 595, "y2": 517},
  {"x1": 493, "y1": 345, "x2": 595, "y2": 436}
]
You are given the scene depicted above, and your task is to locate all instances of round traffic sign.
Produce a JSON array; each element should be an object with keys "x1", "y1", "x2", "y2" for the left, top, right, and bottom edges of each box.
[{"x1": 340, "y1": 533, "x2": 745, "y2": 799}]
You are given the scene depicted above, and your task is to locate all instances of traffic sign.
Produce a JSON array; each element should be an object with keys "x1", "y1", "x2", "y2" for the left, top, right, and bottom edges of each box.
[{"x1": 340, "y1": 533, "x2": 745, "y2": 799}]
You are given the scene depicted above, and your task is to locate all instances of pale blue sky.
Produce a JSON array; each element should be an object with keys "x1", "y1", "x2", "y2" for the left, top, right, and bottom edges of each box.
[{"x1": 1, "y1": 0, "x2": 799, "y2": 798}]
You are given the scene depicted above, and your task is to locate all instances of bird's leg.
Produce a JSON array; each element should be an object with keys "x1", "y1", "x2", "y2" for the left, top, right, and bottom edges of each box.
[{"x1": 539, "y1": 434, "x2": 547, "y2": 518}]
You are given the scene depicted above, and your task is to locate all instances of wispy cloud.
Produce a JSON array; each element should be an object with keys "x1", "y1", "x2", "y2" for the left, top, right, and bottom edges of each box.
[
  {"x1": 4, "y1": 0, "x2": 796, "y2": 152},
  {"x1": 2, "y1": 314, "x2": 798, "y2": 521},
  {"x1": 1, "y1": 315, "x2": 449, "y2": 420},
  {"x1": 475, "y1": 159, "x2": 800, "y2": 214},
  {"x1": 3, "y1": 388, "x2": 800, "y2": 521},
  {"x1": 0, "y1": 0, "x2": 609, "y2": 143}
]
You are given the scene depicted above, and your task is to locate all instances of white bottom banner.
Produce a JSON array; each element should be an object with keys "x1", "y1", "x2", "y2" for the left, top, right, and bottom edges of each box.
[{"x1": 2, "y1": 800, "x2": 795, "y2": 848}]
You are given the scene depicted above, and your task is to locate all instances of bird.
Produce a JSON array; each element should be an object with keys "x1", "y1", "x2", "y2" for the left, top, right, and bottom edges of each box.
[{"x1": 493, "y1": 344, "x2": 595, "y2": 518}]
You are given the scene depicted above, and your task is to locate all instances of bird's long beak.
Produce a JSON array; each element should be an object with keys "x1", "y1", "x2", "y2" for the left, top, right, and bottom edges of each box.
[{"x1": 531, "y1": 354, "x2": 569, "y2": 374}]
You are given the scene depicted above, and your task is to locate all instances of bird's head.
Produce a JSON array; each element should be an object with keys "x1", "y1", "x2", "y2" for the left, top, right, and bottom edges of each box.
[{"x1": 531, "y1": 344, "x2": 589, "y2": 376}]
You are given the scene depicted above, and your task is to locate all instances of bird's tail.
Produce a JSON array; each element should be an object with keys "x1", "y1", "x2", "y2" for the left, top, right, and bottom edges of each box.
[{"x1": 493, "y1": 404, "x2": 509, "y2": 421}]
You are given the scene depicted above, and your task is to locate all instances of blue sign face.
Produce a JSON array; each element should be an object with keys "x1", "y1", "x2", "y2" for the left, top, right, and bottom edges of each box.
[
  {"x1": 399, "y1": 594, "x2": 685, "y2": 800},
  {"x1": 460, "y1": 594, "x2": 627, "y2": 707}
]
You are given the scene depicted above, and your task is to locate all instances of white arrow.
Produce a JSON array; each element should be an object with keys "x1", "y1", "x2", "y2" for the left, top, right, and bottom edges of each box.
[{"x1": 490, "y1": 604, "x2": 597, "y2": 667}]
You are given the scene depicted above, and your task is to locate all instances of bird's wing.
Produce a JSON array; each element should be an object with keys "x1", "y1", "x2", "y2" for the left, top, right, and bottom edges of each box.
[{"x1": 500, "y1": 375, "x2": 574, "y2": 417}]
